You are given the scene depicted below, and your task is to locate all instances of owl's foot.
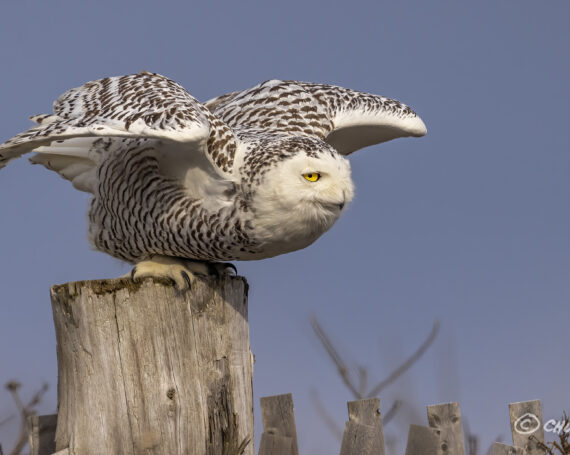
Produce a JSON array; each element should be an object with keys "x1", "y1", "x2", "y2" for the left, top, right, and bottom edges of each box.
[{"x1": 130, "y1": 256, "x2": 237, "y2": 290}]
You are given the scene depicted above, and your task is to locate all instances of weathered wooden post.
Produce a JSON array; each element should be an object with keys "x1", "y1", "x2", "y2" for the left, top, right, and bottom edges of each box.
[
  {"x1": 405, "y1": 424, "x2": 439, "y2": 455},
  {"x1": 339, "y1": 398, "x2": 386, "y2": 455},
  {"x1": 258, "y1": 394, "x2": 299, "y2": 455},
  {"x1": 427, "y1": 402, "x2": 465, "y2": 455},
  {"x1": 509, "y1": 400, "x2": 546, "y2": 455},
  {"x1": 49, "y1": 276, "x2": 254, "y2": 455}
]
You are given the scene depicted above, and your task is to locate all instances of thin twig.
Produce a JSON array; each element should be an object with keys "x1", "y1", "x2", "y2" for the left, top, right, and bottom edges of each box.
[
  {"x1": 310, "y1": 315, "x2": 440, "y2": 449},
  {"x1": 309, "y1": 388, "x2": 344, "y2": 441},
  {"x1": 8, "y1": 415, "x2": 27, "y2": 455},
  {"x1": 484, "y1": 436, "x2": 502, "y2": 455},
  {"x1": 384, "y1": 435, "x2": 397, "y2": 455},
  {"x1": 5, "y1": 382, "x2": 24, "y2": 417},
  {"x1": 310, "y1": 315, "x2": 360, "y2": 398},
  {"x1": 368, "y1": 321, "x2": 439, "y2": 397},
  {"x1": 532, "y1": 414, "x2": 570, "y2": 454},
  {"x1": 357, "y1": 366, "x2": 368, "y2": 399},
  {"x1": 463, "y1": 419, "x2": 478, "y2": 455},
  {"x1": 382, "y1": 399, "x2": 401, "y2": 425},
  {"x1": 4, "y1": 381, "x2": 49, "y2": 455},
  {"x1": 0, "y1": 415, "x2": 13, "y2": 426},
  {"x1": 26, "y1": 383, "x2": 48, "y2": 410}
]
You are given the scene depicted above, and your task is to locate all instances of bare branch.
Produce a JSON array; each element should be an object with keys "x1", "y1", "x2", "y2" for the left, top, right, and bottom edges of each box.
[
  {"x1": 0, "y1": 415, "x2": 13, "y2": 427},
  {"x1": 309, "y1": 388, "x2": 344, "y2": 441},
  {"x1": 357, "y1": 366, "x2": 368, "y2": 399},
  {"x1": 4, "y1": 381, "x2": 50, "y2": 455},
  {"x1": 9, "y1": 432, "x2": 27, "y2": 455},
  {"x1": 384, "y1": 435, "x2": 398, "y2": 455},
  {"x1": 368, "y1": 321, "x2": 439, "y2": 397},
  {"x1": 310, "y1": 315, "x2": 440, "y2": 450},
  {"x1": 382, "y1": 399, "x2": 401, "y2": 425},
  {"x1": 463, "y1": 419, "x2": 478, "y2": 455},
  {"x1": 5, "y1": 382, "x2": 24, "y2": 417},
  {"x1": 26, "y1": 383, "x2": 48, "y2": 410},
  {"x1": 532, "y1": 414, "x2": 570, "y2": 455},
  {"x1": 310, "y1": 315, "x2": 361, "y2": 398}
]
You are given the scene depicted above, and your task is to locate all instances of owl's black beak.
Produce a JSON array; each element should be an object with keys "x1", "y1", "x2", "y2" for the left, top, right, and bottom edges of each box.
[{"x1": 338, "y1": 191, "x2": 346, "y2": 210}]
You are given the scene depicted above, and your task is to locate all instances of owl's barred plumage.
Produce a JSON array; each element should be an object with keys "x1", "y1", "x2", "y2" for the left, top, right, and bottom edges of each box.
[{"x1": 0, "y1": 72, "x2": 425, "y2": 283}]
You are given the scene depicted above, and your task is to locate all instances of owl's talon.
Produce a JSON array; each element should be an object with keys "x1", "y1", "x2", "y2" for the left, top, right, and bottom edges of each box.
[
  {"x1": 225, "y1": 263, "x2": 238, "y2": 275},
  {"x1": 129, "y1": 256, "x2": 193, "y2": 290},
  {"x1": 126, "y1": 256, "x2": 236, "y2": 290},
  {"x1": 208, "y1": 262, "x2": 237, "y2": 277},
  {"x1": 180, "y1": 271, "x2": 192, "y2": 290}
]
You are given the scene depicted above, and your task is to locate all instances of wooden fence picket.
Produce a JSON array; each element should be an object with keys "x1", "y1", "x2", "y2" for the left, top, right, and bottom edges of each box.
[
  {"x1": 509, "y1": 400, "x2": 546, "y2": 455},
  {"x1": 24, "y1": 339, "x2": 553, "y2": 455},
  {"x1": 339, "y1": 398, "x2": 385, "y2": 455},
  {"x1": 404, "y1": 424, "x2": 440, "y2": 455},
  {"x1": 28, "y1": 414, "x2": 57, "y2": 455},
  {"x1": 492, "y1": 442, "x2": 527, "y2": 455},
  {"x1": 258, "y1": 434, "x2": 294, "y2": 455},
  {"x1": 258, "y1": 394, "x2": 299, "y2": 455},
  {"x1": 427, "y1": 402, "x2": 465, "y2": 455}
]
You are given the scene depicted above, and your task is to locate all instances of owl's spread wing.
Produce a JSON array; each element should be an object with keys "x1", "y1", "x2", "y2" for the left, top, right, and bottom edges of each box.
[
  {"x1": 206, "y1": 79, "x2": 426, "y2": 155},
  {"x1": 0, "y1": 72, "x2": 238, "y2": 177}
]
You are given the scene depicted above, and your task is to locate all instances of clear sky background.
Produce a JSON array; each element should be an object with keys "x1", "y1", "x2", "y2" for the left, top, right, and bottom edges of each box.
[{"x1": 0, "y1": 1, "x2": 568, "y2": 454}]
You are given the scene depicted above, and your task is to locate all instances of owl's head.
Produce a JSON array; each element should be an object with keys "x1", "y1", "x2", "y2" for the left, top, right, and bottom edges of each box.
[
  {"x1": 247, "y1": 137, "x2": 354, "y2": 255},
  {"x1": 270, "y1": 150, "x2": 353, "y2": 211}
]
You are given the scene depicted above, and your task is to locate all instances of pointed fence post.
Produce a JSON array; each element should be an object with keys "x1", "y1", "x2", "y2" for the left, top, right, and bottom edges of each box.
[{"x1": 50, "y1": 276, "x2": 254, "y2": 455}]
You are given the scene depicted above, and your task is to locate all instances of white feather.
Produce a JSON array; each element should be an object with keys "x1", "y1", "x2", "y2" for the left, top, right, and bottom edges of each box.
[
  {"x1": 29, "y1": 152, "x2": 96, "y2": 192},
  {"x1": 326, "y1": 108, "x2": 427, "y2": 155}
]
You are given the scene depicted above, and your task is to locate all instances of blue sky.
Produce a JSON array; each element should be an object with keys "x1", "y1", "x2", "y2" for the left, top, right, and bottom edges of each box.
[{"x1": 0, "y1": 1, "x2": 568, "y2": 453}]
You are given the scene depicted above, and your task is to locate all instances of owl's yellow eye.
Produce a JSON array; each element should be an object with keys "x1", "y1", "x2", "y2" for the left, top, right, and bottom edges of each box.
[{"x1": 303, "y1": 172, "x2": 321, "y2": 182}]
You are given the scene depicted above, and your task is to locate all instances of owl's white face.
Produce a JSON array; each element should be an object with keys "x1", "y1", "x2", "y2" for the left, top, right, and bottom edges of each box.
[{"x1": 249, "y1": 151, "x2": 354, "y2": 258}]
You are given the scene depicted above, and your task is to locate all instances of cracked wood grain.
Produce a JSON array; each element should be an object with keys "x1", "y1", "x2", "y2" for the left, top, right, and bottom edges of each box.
[{"x1": 50, "y1": 276, "x2": 253, "y2": 455}]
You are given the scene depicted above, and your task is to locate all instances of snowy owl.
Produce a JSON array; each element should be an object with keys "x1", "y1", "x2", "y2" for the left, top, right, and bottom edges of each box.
[{"x1": 0, "y1": 72, "x2": 426, "y2": 288}]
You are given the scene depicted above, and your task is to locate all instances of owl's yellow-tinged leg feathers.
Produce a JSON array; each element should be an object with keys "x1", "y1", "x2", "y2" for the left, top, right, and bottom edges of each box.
[{"x1": 129, "y1": 256, "x2": 237, "y2": 290}]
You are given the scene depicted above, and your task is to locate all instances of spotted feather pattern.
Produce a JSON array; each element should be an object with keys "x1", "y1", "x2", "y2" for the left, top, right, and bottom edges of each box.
[
  {"x1": 209, "y1": 79, "x2": 422, "y2": 144},
  {"x1": 211, "y1": 80, "x2": 333, "y2": 140},
  {"x1": 237, "y1": 130, "x2": 338, "y2": 188},
  {"x1": 89, "y1": 138, "x2": 257, "y2": 262},
  {"x1": 0, "y1": 72, "x2": 238, "y2": 175},
  {"x1": 297, "y1": 82, "x2": 418, "y2": 120},
  {"x1": 0, "y1": 72, "x2": 426, "y2": 266}
]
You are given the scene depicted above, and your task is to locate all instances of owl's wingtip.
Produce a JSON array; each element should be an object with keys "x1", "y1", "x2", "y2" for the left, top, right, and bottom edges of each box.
[{"x1": 408, "y1": 115, "x2": 427, "y2": 137}]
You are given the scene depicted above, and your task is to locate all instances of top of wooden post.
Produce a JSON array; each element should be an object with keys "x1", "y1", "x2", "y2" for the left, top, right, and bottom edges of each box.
[{"x1": 51, "y1": 275, "x2": 248, "y2": 298}]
